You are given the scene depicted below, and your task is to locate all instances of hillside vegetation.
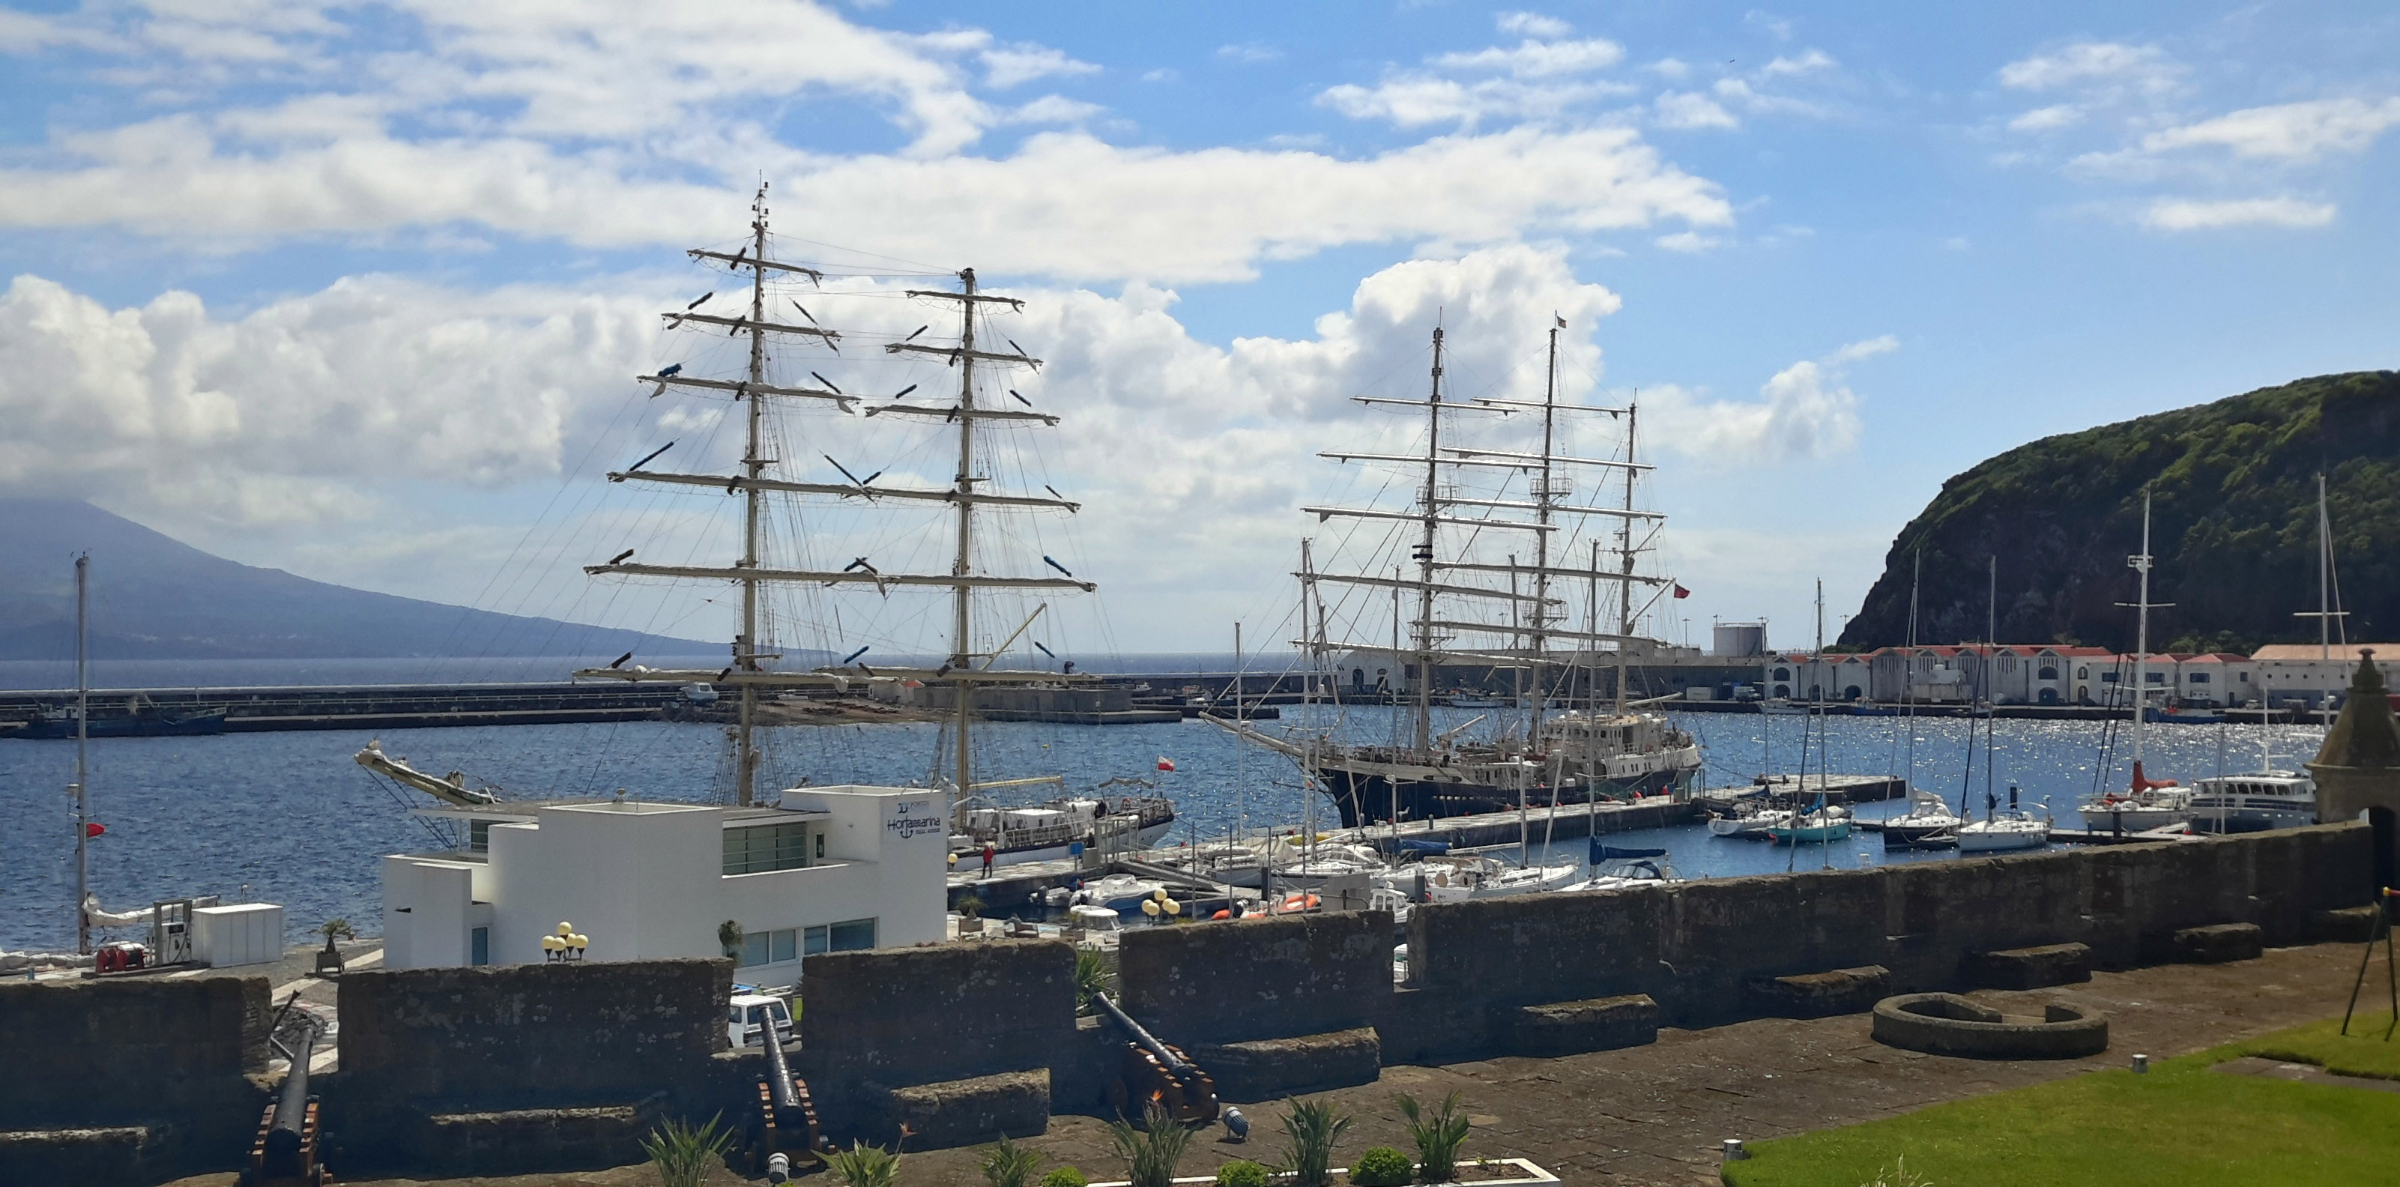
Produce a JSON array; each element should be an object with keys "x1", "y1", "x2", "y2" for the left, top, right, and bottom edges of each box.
[{"x1": 1839, "y1": 371, "x2": 2400, "y2": 652}]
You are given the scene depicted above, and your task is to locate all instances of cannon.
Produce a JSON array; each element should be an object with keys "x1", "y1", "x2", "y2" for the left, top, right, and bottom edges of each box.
[
  {"x1": 245, "y1": 992, "x2": 327, "y2": 1186},
  {"x1": 1092, "y1": 991, "x2": 1218, "y2": 1125},
  {"x1": 751, "y1": 1031, "x2": 827, "y2": 1172}
]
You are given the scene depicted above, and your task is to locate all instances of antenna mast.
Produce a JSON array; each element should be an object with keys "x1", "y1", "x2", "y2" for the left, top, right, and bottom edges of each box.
[{"x1": 73, "y1": 553, "x2": 90, "y2": 956}]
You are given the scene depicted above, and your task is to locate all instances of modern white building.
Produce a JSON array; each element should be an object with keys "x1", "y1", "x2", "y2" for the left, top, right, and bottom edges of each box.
[
  {"x1": 2253, "y1": 644, "x2": 2396, "y2": 709},
  {"x1": 381, "y1": 785, "x2": 947, "y2": 988}
]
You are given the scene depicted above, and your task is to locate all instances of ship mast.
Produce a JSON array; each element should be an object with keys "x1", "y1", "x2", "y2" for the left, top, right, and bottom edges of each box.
[
  {"x1": 582, "y1": 192, "x2": 1090, "y2": 806},
  {"x1": 1615, "y1": 401, "x2": 1639, "y2": 713},
  {"x1": 1413, "y1": 329, "x2": 1445, "y2": 752},
  {"x1": 1528, "y1": 321, "x2": 1559, "y2": 736}
]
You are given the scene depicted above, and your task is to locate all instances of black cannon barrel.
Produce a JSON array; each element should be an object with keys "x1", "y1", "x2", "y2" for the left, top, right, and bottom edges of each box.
[
  {"x1": 1092, "y1": 991, "x2": 1191, "y2": 1074},
  {"x1": 263, "y1": 1018, "x2": 319, "y2": 1171},
  {"x1": 762, "y1": 1031, "x2": 798, "y2": 1112}
]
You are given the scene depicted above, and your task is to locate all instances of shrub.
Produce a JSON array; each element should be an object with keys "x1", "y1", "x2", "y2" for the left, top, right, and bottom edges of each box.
[
  {"x1": 1276, "y1": 1096, "x2": 1353, "y2": 1187},
  {"x1": 980, "y1": 1133, "x2": 1043, "y2": 1187},
  {"x1": 1040, "y1": 1167, "x2": 1090, "y2": 1187},
  {"x1": 1217, "y1": 1159, "x2": 1270, "y2": 1187},
  {"x1": 1349, "y1": 1147, "x2": 1413, "y2": 1187},
  {"x1": 1395, "y1": 1091, "x2": 1470, "y2": 1183},
  {"x1": 1074, "y1": 947, "x2": 1111, "y2": 1014},
  {"x1": 828, "y1": 1141, "x2": 901, "y2": 1187},
  {"x1": 1109, "y1": 1101, "x2": 1196, "y2": 1187},
  {"x1": 639, "y1": 1113, "x2": 732, "y2": 1187}
]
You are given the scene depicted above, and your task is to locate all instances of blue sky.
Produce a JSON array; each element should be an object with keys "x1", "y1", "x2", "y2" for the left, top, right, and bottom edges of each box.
[{"x1": 2, "y1": 0, "x2": 2396, "y2": 657}]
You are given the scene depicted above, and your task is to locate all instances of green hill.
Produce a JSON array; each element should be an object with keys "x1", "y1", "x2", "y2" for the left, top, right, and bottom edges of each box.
[{"x1": 1838, "y1": 371, "x2": 2400, "y2": 653}]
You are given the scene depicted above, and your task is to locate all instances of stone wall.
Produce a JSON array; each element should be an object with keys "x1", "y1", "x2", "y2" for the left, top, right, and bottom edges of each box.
[
  {"x1": 0, "y1": 974, "x2": 270, "y2": 1184},
  {"x1": 1119, "y1": 911, "x2": 1391, "y2": 1044}
]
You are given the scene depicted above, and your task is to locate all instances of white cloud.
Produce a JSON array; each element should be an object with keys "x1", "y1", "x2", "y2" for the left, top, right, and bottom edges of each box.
[
  {"x1": 2008, "y1": 104, "x2": 2082, "y2": 132},
  {"x1": 1647, "y1": 57, "x2": 1691, "y2": 80},
  {"x1": 1319, "y1": 76, "x2": 1634, "y2": 128},
  {"x1": 982, "y1": 43, "x2": 1100, "y2": 89},
  {"x1": 1654, "y1": 91, "x2": 1739, "y2": 130},
  {"x1": 1217, "y1": 42, "x2": 1281, "y2": 64},
  {"x1": 1654, "y1": 231, "x2": 1723, "y2": 252},
  {"x1": 1495, "y1": 12, "x2": 1572, "y2": 39},
  {"x1": 1760, "y1": 49, "x2": 1836, "y2": 78},
  {"x1": 2140, "y1": 97, "x2": 2400, "y2": 161},
  {"x1": 1645, "y1": 336, "x2": 1893, "y2": 467},
  {"x1": 2141, "y1": 197, "x2": 2336, "y2": 230},
  {"x1": 1431, "y1": 37, "x2": 1625, "y2": 78},
  {"x1": 1998, "y1": 42, "x2": 2179, "y2": 94}
]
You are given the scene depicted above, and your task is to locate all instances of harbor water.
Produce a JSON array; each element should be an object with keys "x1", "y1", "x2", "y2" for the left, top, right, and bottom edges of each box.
[{"x1": 0, "y1": 680, "x2": 2330, "y2": 952}]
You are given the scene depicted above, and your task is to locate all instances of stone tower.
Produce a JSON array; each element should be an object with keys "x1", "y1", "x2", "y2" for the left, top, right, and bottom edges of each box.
[{"x1": 2306, "y1": 649, "x2": 2400, "y2": 892}]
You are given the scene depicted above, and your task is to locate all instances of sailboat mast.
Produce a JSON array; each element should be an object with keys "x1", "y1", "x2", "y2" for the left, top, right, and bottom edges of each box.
[
  {"x1": 736, "y1": 185, "x2": 769, "y2": 806},
  {"x1": 73, "y1": 553, "x2": 90, "y2": 956},
  {"x1": 1614, "y1": 403, "x2": 1638, "y2": 713},
  {"x1": 1529, "y1": 323, "x2": 1558, "y2": 735},
  {"x1": 2130, "y1": 490, "x2": 2153, "y2": 770},
  {"x1": 1413, "y1": 328, "x2": 1445, "y2": 752},
  {"x1": 950, "y1": 268, "x2": 981, "y2": 800}
]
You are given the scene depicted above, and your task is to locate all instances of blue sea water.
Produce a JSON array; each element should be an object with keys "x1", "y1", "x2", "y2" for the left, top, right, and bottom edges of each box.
[{"x1": 0, "y1": 689, "x2": 2327, "y2": 952}]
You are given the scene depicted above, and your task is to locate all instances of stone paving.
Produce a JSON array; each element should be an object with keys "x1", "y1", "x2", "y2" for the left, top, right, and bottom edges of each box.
[{"x1": 166, "y1": 940, "x2": 2375, "y2": 1187}]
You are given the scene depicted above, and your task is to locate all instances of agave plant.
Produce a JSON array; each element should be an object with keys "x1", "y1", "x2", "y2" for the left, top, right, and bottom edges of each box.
[
  {"x1": 639, "y1": 1113, "x2": 732, "y2": 1187},
  {"x1": 829, "y1": 1140, "x2": 902, "y2": 1187},
  {"x1": 1276, "y1": 1096, "x2": 1352, "y2": 1187},
  {"x1": 980, "y1": 1132, "x2": 1044, "y2": 1187},
  {"x1": 1074, "y1": 947, "x2": 1112, "y2": 1015},
  {"x1": 1395, "y1": 1092, "x2": 1469, "y2": 1184},
  {"x1": 1108, "y1": 1101, "x2": 1196, "y2": 1187}
]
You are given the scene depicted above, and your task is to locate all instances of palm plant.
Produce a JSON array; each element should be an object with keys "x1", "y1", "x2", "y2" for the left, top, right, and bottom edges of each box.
[
  {"x1": 639, "y1": 1113, "x2": 732, "y2": 1187},
  {"x1": 1395, "y1": 1092, "x2": 1469, "y2": 1184},
  {"x1": 1108, "y1": 1101, "x2": 1195, "y2": 1187},
  {"x1": 979, "y1": 1132, "x2": 1044, "y2": 1187},
  {"x1": 1276, "y1": 1096, "x2": 1352, "y2": 1187},
  {"x1": 829, "y1": 1141, "x2": 901, "y2": 1187},
  {"x1": 1073, "y1": 947, "x2": 1111, "y2": 1015}
]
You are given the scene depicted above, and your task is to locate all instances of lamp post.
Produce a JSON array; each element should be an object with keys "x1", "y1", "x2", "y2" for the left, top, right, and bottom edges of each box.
[{"x1": 541, "y1": 921, "x2": 589, "y2": 963}]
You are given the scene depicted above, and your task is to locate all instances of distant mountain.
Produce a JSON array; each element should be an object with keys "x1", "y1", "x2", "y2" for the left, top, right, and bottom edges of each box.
[
  {"x1": 1839, "y1": 372, "x2": 2400, "y2": 654},
  {"x1": 0, "y1": 498, "x2": 722, "y2": 661}
]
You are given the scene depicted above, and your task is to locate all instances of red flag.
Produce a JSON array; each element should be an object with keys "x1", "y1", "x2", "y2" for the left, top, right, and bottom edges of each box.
[
  {"x1": 85, "y1": 822, "x2": 106, "y2": 837},
  {"x1": 1156, "y1": 756, "x2": 1176, "y2": 772},
  {"x1": 1672, "y1": 584, "x2": 1691, "y2": 599}
]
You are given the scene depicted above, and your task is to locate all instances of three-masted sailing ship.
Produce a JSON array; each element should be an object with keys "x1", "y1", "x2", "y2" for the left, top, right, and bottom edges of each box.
[
  {"x1": 565, "y1": 184, "x2": 1172, "y2": 856},
  {"x1": 1222, "y1": 320, "x2": 1702, "y2": 826}
]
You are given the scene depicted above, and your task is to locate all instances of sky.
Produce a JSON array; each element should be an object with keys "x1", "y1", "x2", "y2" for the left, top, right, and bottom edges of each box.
[{"x1": 2, "y1": 0, "x2": 2397, "y2": 662}]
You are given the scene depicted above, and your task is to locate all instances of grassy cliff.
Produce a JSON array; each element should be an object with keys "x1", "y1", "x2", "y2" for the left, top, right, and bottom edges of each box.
[{"x1": 1838, "y1": 371, "x2": 2400, "y2": 652}]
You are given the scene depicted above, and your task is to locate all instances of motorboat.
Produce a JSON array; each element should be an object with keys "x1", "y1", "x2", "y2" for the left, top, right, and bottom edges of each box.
[
  {"x1": 1882, "y1": 792, "x2": 1964, "y2": 849},
  {"x1": 1957, "y1": 810, "x2": 2050, "y2": 853},
  {"x1": 1472, "y1": 861, "x2": 1582, "y2": 897},
  {"x1": 1069, "y1": 874, "x2": 1168, "y2": 913},
  {"x1": 2185, "y1": 770, "x2": 2318, "y2": 833}
]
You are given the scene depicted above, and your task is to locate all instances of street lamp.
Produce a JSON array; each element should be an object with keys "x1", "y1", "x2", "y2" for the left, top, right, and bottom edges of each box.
[{"x1": 542, "y1": 921, "x2": 589, "y2": 963}]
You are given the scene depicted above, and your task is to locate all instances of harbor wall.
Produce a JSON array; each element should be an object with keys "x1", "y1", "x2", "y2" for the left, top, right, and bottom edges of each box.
[
  {"x1": 0, "y1": 975, "x2": 270, "y2": 1184},
  {"x1": 1120, "y1": 912, "x2": 1388, "y2": 1045}
]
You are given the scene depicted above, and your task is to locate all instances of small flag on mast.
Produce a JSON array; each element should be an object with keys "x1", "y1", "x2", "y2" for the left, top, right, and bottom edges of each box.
[
  {"x1": 1156, "y1": 756, "x2": 1176, "y2": 772},
  {"x1": 1672, "y1": 584, "x2": 1691, "y2": 599}
]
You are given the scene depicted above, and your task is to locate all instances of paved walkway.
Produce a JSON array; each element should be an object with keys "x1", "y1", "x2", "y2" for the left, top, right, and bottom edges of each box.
[{"x1": 172, "y1": 940, "x2": 2377, "y2": 1186}]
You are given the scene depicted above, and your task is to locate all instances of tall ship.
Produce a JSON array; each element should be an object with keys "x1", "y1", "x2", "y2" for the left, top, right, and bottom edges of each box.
[
  {"x1": 382, "y1": 184, "x2": 1172, "y2": 858},
  {"x1": 1221, "y1": 319, "x2": 1702, "y2": 826}
]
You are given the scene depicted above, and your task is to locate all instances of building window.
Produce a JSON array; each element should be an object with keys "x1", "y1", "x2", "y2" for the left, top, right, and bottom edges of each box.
[
  {"x1": 724, "y1": 821, "x2": 811, "y2": 875},
  {"x1": 804, "y1": 925, "x2": 830, "y2": 956},
  {"x1": 2146, "y1": 673, "x2": 2165, "y2": 684},
  {"x1": 2038, "y1": 666, "x2": 2059, "y2": 681},
  {"x1": 2190, "y1": 673, "x2": 2211, "y2": 684},
  {"x1": 469, "y1": 820, "x2": 493, "y2": 853},
  {"x1": 2101, "y1": 672, "x2": 2120, "y2": 683},
  {"x1": 2240, "y1": 672, "x2": 2250, "y2": 682},
  {"x1": 470, "y1": 926, "x2": 490, "y2": 966},
  {"x1": 815, "y1": 833, "x2": 826, "y2": 860},
  {"x1": 740, "y1": 927, "x2": 800, "y2": 967},
  {"x1": 830, "y1": 918, "x2": 876, "y2": 951},
  {"x1": 1773, "y1": 667, "x2": 1791, "y2": 681},
  {"x1": 2077, "y1": 667, "x2": 2088, "y2": 679}
]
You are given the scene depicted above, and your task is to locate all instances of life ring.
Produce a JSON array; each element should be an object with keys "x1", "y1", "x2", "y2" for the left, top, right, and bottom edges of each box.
[{"x1": 1280, "y1": 892, "x2": 1321, "y2": 913}]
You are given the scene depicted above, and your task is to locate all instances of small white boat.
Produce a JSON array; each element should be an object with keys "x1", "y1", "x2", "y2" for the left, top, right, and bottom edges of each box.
[
  {"x1": 2186, "y1": 770, "x2": 2318, "y2": 833},
  {"x1": 1707, "y1": 805, "x2": 1789, "y2": 837},
  {"x1": 2076, "y1": 784, "x2": 2194, "y2": 832},
  {"x1": 1768, "y1": 804, "x2": 1852, "y2": 844},
  {"x1": 1070, "y1": 873, "x2": 1168, "y2": 913},
  {"x1": 1760, "y1": 699, "x2": 1809, "y2": 715},
  {"x1": 1957, "y1": 810, "x2": 2050, "y2": 853},
  {"x1": 1882, "y1": 792, "x2": 1964, "y2": 849},
  {"x1": 1471, "y1": 861, "x2": 1582, "y2": 897}
]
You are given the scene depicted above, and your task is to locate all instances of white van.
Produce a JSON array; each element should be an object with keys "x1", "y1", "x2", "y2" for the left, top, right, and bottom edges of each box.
[{"x1": 728, "y1": 993, "x2": 795, "y2": 1048}]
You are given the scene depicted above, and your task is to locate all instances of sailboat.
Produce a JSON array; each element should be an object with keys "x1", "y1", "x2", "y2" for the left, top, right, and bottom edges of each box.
[
  {"x1": 559, "y1": 185, "x2": 1170, "y2": 851},
  {"x1": 2075, "y1": 490, "x2": 2193, "y2": 832},
  {"x1": 1217, "y1": 320, "x2": 1703, "y2": 829}
]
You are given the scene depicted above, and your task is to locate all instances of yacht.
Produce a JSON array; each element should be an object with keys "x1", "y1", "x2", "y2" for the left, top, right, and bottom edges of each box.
[
  {"x1": 1767, "y1": 802, "x2": 1852, "y2": 844},
  {"x1": 2076, "y1": 784, "x2": 2195, "y2": 833},
  {"x1": 1881, "y1": 791, "x2": 1963, "y2": 849},
  {"x1": 2185, "y1": 770, "x2": 2318, "y2": 834},
  {"x1": 1957, "y1": 810, "x2": 2049, "y2": 853}
]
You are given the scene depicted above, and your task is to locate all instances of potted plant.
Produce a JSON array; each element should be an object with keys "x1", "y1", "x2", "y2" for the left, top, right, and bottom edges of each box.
[
  {"x1": 960, "y1": 895, "x2": 987, "y2": 934},
  {"x1": 641, "y1": 1113, "x2": 733, "y2": 1187},
  {"x1": 1349, "y1": 1147, "x2": 1413, "y2": 1187},
  {"x1": 314, "y1": 918, "x2": 356, "y2": 973},
  {"x1": 1108, "y1": 1101, "x2": 1195, "y2": 1187},
  {"x1": 718, "y1": 919, "x2": 745, "y2": 960},
  {"x1": 1395, "y1": 1092, "x2": 1470, "y2": 1184},
  {"x1": 829, "y1": 1141, "x2": 900, "y2": 1187},
  {"x1": 1276, "y1": 1097, "x2": 1352, "y2": 1187},
  {"x1": 980, "y1": 1133, "x2": 1044, "y2": 1187}
]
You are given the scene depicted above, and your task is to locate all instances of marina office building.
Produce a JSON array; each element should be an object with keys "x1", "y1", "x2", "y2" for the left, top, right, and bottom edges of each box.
[{"x1": 380, "y1": 785, "x2": 947, "y2": 987}]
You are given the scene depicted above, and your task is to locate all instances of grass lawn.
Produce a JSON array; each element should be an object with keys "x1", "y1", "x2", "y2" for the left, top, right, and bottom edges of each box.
[{"x1": 1722, "y1": 1016, "x2": 2400, "y2": 1187}]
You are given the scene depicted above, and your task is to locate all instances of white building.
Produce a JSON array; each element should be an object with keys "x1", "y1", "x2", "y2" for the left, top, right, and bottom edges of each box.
[
  {"x1": 381, "y1": 785, "x2": 947, "y2": 988},
  {"x1": 2252, "y1": 644, "x2": 2395, "y2": 709}
]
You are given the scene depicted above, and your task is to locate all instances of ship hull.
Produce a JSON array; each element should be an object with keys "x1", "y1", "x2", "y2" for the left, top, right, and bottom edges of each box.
[{"x1": 1315, "y1": 764, "x2": 1692, "y2": 827}]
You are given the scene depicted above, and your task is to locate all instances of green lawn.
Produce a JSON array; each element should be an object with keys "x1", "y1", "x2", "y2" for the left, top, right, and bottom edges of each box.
[{"x1": 1722, "y1": 1017, "x2": 2400, "y2": 1187}]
